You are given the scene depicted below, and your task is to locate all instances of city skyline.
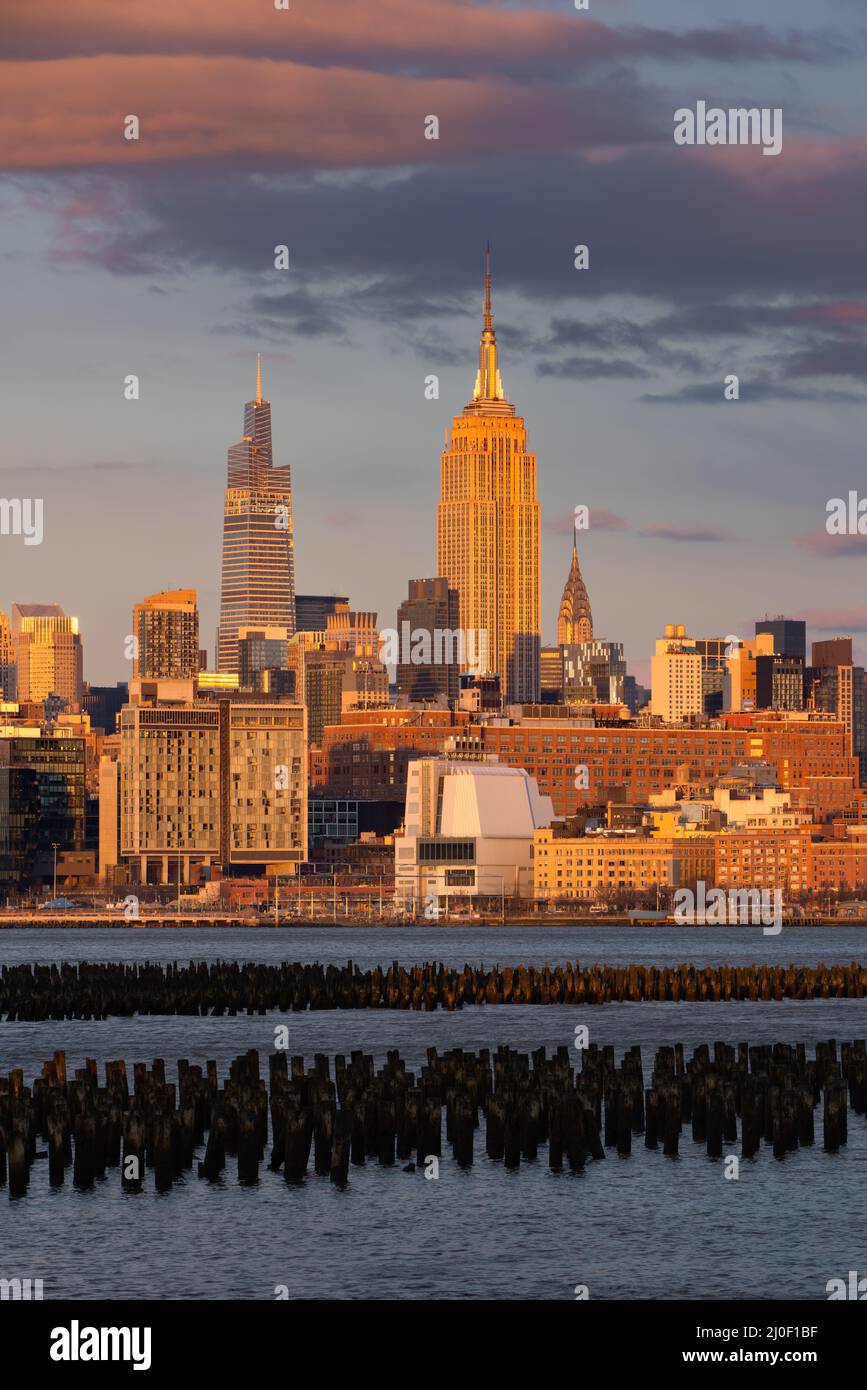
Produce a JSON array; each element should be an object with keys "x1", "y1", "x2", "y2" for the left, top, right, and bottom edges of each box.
[{"x1": 3, "y1": 0, "x2": 867, "y2": 687}]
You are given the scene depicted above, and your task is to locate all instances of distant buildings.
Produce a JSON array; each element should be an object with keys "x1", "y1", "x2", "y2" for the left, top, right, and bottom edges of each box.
[
  {"x1": 133, "y1": 589, "x2": 200, "y2": 680},
  {"x1": 217, "y1": 356, "x2": 296, "y2": 672},
  {"x1": 11, "y1": 603, "x2": 83, "y2": 709},
  {"x1": 396, "y1": 578, "x2": 460, "y2": 705},
  {"x1": 0, "y1": 610, "x2": 13, "y2": 699},
  {"x1": 557, "y1": 537, "x2": 593, "y2": 645},
  {"x1": 564, "y1": 639, "x2": 626, "y2": 705},
  {"x1": 0, "y1": 727, "x2": 86, "y2": 900},
  {"x1": 436, "y1": 249, "x2": 540, "y2": 703},
  {"x1": 650, "y1": 624, "x2": 702, "y2": 721},
  {"x1": 395, "y1": 757, "x2": 553, "y2": 906},
  {"x1": 295, "y1": 595, "x2": 348, "y2": 632},
  {"x1": 118, "y1": 684, "x2": 306, "y2": 883},
  {"x1": 756, "y1": 616, "x2": 806, "y2": 664}
]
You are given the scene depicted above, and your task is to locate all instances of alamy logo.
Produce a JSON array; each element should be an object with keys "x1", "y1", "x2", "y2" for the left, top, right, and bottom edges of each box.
[
  {"x1": 826, "y1": 492, "x2": 867, "y2": 535},
  {"x1": 674, "y1": 102, "x2": 782, "y2": 156},
  {"x1": 379, "y1": 625, "x2": 488, "y2": 675},
  {"x1": 0, "y1": 1276, "x2": 43, "y2": 1300},
  {"x1": 827, "y1": 1271, "x2": 867, "y2": 1300},
  {"x1": 0, "y1": 497, "x2": 43, "y2": 546},
  {"x1": 49, "y1": 1321, "x2": 152, "y2": 1371},
  {"x1": 674, "y1": 883, "x2": 782, "y2": 935}
]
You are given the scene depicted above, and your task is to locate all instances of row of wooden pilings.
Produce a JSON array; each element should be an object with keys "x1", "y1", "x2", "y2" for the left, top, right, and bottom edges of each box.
[
  {"x1": 3, "y1": 959, "x2": 867, "y2": 1019},
  {"x1": 0, "y1": 1037, "x2": 861, "y2": 1195}
]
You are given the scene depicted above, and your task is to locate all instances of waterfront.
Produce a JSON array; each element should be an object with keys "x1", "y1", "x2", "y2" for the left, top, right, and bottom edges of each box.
[{"x1": 2, "y1": 927, "x2": 866, "y2": 1300}]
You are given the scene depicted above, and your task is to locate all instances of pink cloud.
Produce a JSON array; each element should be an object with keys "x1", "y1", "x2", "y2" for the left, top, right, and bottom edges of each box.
[
  {"x1": 543, "y1": 509, "x2": 630, "y2": 535},
  {"x1": 798, "y1": 608, "x2": 867, "y2": 633},
  {"x1": 795, "y1": 528, "x2": 867, "y2": 556}
]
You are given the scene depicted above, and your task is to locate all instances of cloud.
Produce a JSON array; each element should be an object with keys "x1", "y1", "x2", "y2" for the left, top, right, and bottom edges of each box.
[
  {"x1": 795, "y1": 527, "x2": 867, "y2": 556},
  {"x1": 798, "y1": 607, "x2": 867, "y2": 632},
  {"x1": 543, "y1": 511, "x2": 728, "y2": 542},
  {"x1": 638, "y1": 524, "x2": 731, "y2": 542}
]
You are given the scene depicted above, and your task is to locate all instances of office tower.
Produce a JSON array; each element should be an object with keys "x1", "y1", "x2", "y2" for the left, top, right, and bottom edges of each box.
[
  {"x1": 809, "y1": 636, "x2": 866, "y2": 779},
  {"x1": 133, "y1": 589, "x2": 200, "y2": 680},
  {"x1": 0, "y1": 729, "x2": 86, "y2": 900},
  {"x1": 811, "y1": 636, "x2": 853, "y2": 669},
  {"x1": 755, "y1": 617, "x2": 807, "y2": 663},
  {"x1": 302, "y1": 649, "x2": 346, "y2": 748},
  {"x1": 564, "y1": 639, "x2": 626, "y2": 705},
  {"x1": 0, "y1": 610, "x2": 13, "y2": 699},
  {"x1": 755, "y1": 655, "x2": 805, "y2": 711},
  {"x1": 557, "y1": 537, "x2": 593, "y2": 645},
  {"x1": 396, "y1": 578, "x2": 460, "y2": 704},
  {"x1": 119, "y1": 693, "x2": 306, "y2": 882},
  {"x1": 724, "y1": 632, "x2": 774, "y2": 711},
  {"x1": 539, "y1": 646, "x2": 564, "y2": 703},
  {"x1": 295, "y1": 595, "x2": 349, "y2": 633},
  {"x1": 217, "y1": 356, "x2": 296, "y2": 672},
  {"x1": 650, "y1": 624, "x2": 703, "y2": 721},
  {"x1": 436, "y1": 248, "x2": 541, "y2": 702},
  {"x1": 82, "y1": 683, "x2": 128, "y2": 736},
  {"x1": 12, "y1": 603, "x2": 83, "y2": 709},
  {"x1": 237, "y1": 626, "x2": 290, "y2": 691}
]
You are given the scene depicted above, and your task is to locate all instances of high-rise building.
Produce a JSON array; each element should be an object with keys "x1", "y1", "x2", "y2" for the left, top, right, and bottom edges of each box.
[
  {"x1": 237, "y1": 626, "x2": 290, "y2": 691},
  {"x1": 133, "y1": 589, "x2": 200, "y2": 680},
  {"x1": 0, "y1": 728, "x2": 86, "y2": 900},
  {"x1": 756, "y1": 617, "x2": 806, "y2": 663},
  {"x1": 217, "y1": 356, "x2": 296, "y2": 672},
  {"x1": 396, "y1": 578, "x2": 460, "y2": 704},
  {"x1": 295, "y1": 595, "x2": 349, "y2": 633},
  {"x1": 564, "y1": 640, "x2": 626, "y2": 705},
  {"x1": 650, "y1": 624, "x2": 703, "y2": 722},
  {"x1": 0, "y1": 610, "x2": 13, "y2": 700},
  {"x1": 557, "y1": 538, "x2": 593, "y2": 646},
  {"x1": 755, "y1": 654, "x2": 805, "y2": 711},
  {"x1": 811, "y1": 636, "x2": 853, "y2": 669},
  {"x1": 82, "y1": 683, "x2": 128, "y2": 735},
  {"x1": 119, "y1": 691, "x2": 306, "y2": 882},
  {"x1": 724, "y1": 632, "x2": 774, "y2": 711},
  {"x1": 11, "y1": 603, "x2": 83, "y2": 709},
  {"x1": 436, "y1": 248, "x2": 540, "y2": 702}
]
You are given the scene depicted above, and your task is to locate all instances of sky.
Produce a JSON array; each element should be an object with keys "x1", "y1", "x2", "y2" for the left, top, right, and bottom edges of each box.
[{"x1": 2, "y1": 0, "x2": 867, "y2": 688}]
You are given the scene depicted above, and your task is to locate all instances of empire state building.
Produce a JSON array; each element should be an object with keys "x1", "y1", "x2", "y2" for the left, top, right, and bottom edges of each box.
[
  {"x1": 436, "y1": 249, "x2": 540, "y2": 702},
  {"x1": 216, "y1": 357, "x2": 296, "y2": 672}
]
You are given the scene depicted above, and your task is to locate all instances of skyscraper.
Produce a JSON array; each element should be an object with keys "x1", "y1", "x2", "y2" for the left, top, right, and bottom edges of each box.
[
  {"x1": 11, "y1": 603, "x2": 83, "y2": 709},
  {"x1": 133, "y1": 589, "x2": 200, "y2": 680},
  {"x1": 217, "y1": 356, "x2": 296, "y2": 672},
  {"x1": 0, "y1": 610, "x2": 13, "y2": 700},
  {"x1": 557, "y1": 536, "x2": 593, "y2": 646},
  {"x1": 436, "y1": 248, "x2": 541, "y2": 703},
  {"x1": 755, "y1": 617, "x2": 806, "y2": 663},
  {"x1": 396, "y1": 577, "x2": 460, "y2": 704}
]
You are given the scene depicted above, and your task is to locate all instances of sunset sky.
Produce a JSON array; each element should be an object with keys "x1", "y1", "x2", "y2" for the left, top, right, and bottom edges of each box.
[{"x1": 2, "y1": 0, "x2": 867, "y2": 686}]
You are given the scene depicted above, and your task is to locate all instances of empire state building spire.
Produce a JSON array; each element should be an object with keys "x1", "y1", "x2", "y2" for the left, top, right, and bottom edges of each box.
[{"x1": 468, "y1": 243, "x2": 508, "y2": 413}]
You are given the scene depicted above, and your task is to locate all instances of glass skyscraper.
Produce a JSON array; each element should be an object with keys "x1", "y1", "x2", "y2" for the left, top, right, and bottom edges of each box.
[{"x1": 217, "y1": 357, "x2": 296, "y2": 672}]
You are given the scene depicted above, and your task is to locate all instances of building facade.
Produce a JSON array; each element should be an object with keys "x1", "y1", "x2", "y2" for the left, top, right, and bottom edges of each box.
[
  {"x1": 217, "y1": 358, "x2": 296, "y2": 672},
  {"x1": 436, "y1": 249, "x2": 540, "y2": 703},
  {"x1": 134, "y1": 589, "x2": 200, "y2": 680}
]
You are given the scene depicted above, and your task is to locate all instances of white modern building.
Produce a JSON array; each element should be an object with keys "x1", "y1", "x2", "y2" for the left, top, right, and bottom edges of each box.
[{"x1": 394, "y1": 757, "x2": 554, "y2": 909}]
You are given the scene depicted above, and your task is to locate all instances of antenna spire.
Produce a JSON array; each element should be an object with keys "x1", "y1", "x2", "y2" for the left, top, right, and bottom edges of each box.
[{"x1": 256, "y1": 352, "x2": 262, "y2": 404}]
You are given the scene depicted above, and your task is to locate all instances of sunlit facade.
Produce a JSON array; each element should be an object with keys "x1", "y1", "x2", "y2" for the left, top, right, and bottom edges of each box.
[
  {"x1": 436, "y1": 250, "x2": 540, "y2": 703},
  {"x1": 217, "y1": 356, "x2": 296, "y2": 672}
]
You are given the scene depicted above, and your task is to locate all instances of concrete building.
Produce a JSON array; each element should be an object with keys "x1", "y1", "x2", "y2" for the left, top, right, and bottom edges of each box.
[
  {"x1": 395, "y1": 757, "x2": 553, "y2": 907},
  {"x1": 118, "y1": 692, "x2": 306, "y2": 883},
  {"x1": 650, "y1": 624, "x2": 703, "y2": 721},
  {"x1": 295, "y1": 595, "x2": 349, "y2": 633},
  {"x1": 0, "y1": 610, "x2": 13, "y2": 700},
  {"x1": 533, "y1": 830, "x2": 711, "y2": 901}
]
